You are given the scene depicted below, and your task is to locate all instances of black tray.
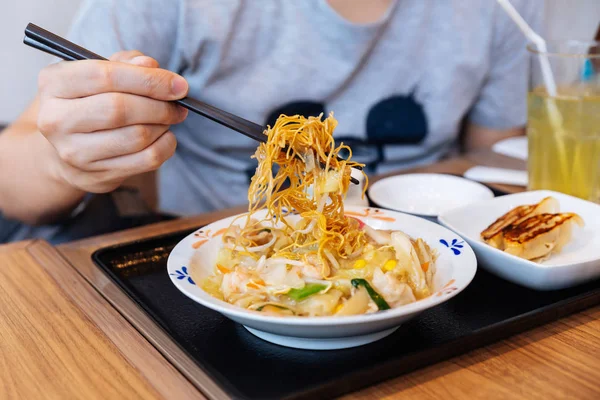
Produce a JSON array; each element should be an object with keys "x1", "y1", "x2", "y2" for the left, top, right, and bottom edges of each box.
[{"x1": 93, "y1": 230, "x2": 600, "y2": 400}]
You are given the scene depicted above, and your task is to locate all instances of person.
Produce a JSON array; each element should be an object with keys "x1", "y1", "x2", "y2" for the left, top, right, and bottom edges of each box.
[{"x1": 0, "y1": 0, "x2": 542, "y2": 243}]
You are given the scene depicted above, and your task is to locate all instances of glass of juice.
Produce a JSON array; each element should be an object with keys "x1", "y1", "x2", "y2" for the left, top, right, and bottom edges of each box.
[{"x1": 527, "y1": 40, "x2": 600, "y2": 203}]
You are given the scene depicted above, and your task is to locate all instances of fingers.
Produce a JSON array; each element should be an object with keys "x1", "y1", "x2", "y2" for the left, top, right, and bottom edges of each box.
[
  {"x1": 55, "y1": 130, "x2": 177, "y2": 193},
  {"x1": 38, "y1": 59, "x2": 188, "y2": 100},
  {"x1": 110, "y1": 50, "x2": 160, "y2": 68},
  {"x1": 109, "y1": 50, "x2": 145, "y2": 62},
  {"x1": 55, "y1": 124, "x2": 170, "y2": 169},
  {"x1": 38, "y1": 93, "x2": 188, "y2": 134},
  {"x1": 128, "y1": 56, "x2": 160, "y2": 68},
  {"x1": 94, "y1": 130, "x2": 177, "y2": 177}
]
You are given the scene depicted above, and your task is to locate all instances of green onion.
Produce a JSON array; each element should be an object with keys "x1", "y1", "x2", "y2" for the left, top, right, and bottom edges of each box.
[
  {"x1": 351, "y1": 279, "x2": 390, "y2": 310},
  {"x1": 287, "y1": 283, "x2": 327, "y2": 301}
]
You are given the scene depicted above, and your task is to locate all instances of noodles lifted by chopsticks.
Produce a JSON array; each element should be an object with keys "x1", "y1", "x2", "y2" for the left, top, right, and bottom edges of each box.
[
  {"x1": 241, "y1": 113, "x2": 367, "y2": 274},
  {"x1": 204, "y1": 113, "x2": 437, "y2": 317}
]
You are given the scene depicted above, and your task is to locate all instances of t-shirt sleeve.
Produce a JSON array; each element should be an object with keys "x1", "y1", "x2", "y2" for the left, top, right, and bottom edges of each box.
[
  {"x1": 66, "y1": 0, "x2": 182, "y2": 71},
  {"x1": 468, "y1": 0, "x2": 544, "y2": 130}
]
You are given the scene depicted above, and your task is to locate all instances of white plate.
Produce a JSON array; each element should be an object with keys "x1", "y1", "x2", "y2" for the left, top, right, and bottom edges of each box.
[
  {"x1": 368, "y1": 173, "x2": 494, "y2": 218},
  {"x1": 492, "y1": 136, "x2": 528, "y2": 161},
  {"x1": 439, "y1": 190, "x2": 600, "y2": 291},
  {"x1": 463, "y1": 166, "x2": 528, "y2": 187},
  {"x1": 168, "y1": 206, "x2": 477, "y2": 350}
]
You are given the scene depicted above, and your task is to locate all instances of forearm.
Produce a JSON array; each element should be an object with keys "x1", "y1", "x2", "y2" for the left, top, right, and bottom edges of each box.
[
  {"x1": 0, "y1": 113, "x2": 84, "y2": 225},
  {"x1": 464, "y1": 122, "x2": 525, "y2": 152}
]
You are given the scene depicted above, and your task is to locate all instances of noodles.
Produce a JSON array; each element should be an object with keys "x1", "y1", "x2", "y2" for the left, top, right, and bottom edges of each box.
[
  {"x1": 245, "y1": 113, "x2": 368, "y2": 263},
  {"x1": 200, "y1": 113, "x2": 437, "y2": 317}
]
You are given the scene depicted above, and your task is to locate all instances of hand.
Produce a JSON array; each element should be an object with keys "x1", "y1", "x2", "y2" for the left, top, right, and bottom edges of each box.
[{"x1": 36, "y1": 50, "x2": 189, "y2": 193}]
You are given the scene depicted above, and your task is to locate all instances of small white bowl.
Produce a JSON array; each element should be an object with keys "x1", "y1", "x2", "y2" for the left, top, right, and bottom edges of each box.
[
  {"x1": 438, "y1": 190, "x2": 600, "y2": 291},
  {"x1": 368, "y1": 173, "x2": 494, "y2": 218},
  {"x1": 167, "y1": 206, "x2": 477, "y2": 350}
]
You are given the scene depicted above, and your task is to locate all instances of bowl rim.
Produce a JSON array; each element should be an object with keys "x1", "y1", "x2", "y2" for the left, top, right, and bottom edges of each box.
[
  {"x1": 167, "y1": 206, "x2": 478, "y2": 326},
  {"x1": 368, "y1": 173, "x2": 494, "y2": 217}
]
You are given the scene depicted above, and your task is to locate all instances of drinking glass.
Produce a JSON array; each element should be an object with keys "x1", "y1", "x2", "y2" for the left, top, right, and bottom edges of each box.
[{"x1": 527, "y1": 40, "x2": 600, "y2": 203}]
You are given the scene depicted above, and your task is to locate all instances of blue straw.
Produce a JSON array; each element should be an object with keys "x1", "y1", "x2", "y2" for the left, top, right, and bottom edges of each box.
[{"x1": 581, "y1": 59, "x2": 594, "y2": 81}]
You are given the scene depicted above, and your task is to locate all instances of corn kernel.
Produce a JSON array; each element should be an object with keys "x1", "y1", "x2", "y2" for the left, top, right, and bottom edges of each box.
[
  {"x1": 353, "y1": 259, "x2": 367, "y2": 269},
  {"x1": 383, "y1": 259, "x2": 397, "y2": 271}
]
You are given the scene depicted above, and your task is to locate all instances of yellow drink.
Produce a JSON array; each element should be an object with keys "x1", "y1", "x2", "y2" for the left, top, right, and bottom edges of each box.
[{"x1": 527, "y1": 86, "x2": 600, "y2": 203}]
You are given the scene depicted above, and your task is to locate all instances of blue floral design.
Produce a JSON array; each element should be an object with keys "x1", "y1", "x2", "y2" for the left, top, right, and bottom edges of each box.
[
  {"x1": 439, "y1": 238, "x2": 464, "y2": 255},
  {"x1": 171, "y1": 266, "x2": 195, "y2": 285}
]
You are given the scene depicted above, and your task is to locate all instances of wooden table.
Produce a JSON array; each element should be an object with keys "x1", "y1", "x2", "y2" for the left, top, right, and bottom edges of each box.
[{"x1": 2, "y1": 153, "x2": 599, "y2": 399}]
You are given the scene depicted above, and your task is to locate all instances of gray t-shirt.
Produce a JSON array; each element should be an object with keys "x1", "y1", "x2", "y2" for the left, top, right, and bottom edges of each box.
[{"x1": 68, "y1": 0, "x2": 542, "y2": 216}]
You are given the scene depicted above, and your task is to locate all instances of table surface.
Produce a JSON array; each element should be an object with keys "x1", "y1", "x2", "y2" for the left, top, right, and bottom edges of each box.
[{"x1": 2, "y1": 152, "x2": 599, "y2": 399}]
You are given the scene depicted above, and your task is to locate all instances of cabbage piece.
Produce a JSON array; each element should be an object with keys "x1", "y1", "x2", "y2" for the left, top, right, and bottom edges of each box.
[
  {"x1": 316, "y1": 170, "x2": 341, "y2": 194},
  {"x1": 413, "y1": 238, "x2": 436, "y2": 290},
  {"x1": 260, "y1": 263, "x2": 305, "y2": 292},
  {"x1": 363, "y1": 225, "x2": 392, "y2": 245},
  {"x1": 335, "y1": 286, "x2": 370, "y2": 316},
  {"x1": 296, "y1": 289, "x2": 343, "y2": 316},
  {"x1": 216, "y1": 248, "x2": 237, "y2": 270},
  {"x1": 390, "y1": 231, "x2": 430, "y2": 298}
]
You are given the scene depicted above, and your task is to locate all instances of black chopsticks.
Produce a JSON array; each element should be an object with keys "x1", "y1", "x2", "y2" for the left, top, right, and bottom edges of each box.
[
  {"x1": 24, "y1": 23, "x2": 268, "y2": 143},
  {"x1": 23, "y1": 23, "x2": 361, "y2": 183}
]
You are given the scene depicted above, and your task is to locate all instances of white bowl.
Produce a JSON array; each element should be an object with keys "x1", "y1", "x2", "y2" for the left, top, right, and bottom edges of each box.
[
  {"x1": 438, "y1": 190, "x2": 600, "y2": 291},
  {"x1": 368, "y1": 173, "x2": 494, "y2": 218},
  {"x1": 167, "y1": 206, "x2": 477, "y2": 350}
]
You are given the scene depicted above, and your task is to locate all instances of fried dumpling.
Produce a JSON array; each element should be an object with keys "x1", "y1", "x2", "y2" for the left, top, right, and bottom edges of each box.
[
  {"x1": 502, "y1": 213, "x2": 584, "y2": 261},
  {"x1": 481, "y1": 196, "x2": 559, "y2": 249}
]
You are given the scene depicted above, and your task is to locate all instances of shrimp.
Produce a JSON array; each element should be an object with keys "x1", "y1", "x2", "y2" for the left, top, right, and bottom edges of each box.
[
  {"x1": 220, "y1": 269, "x2": 251, "y2": 300},
  {"x1": 303, "y1": 254, "x2": 329, "y2": 279}
]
